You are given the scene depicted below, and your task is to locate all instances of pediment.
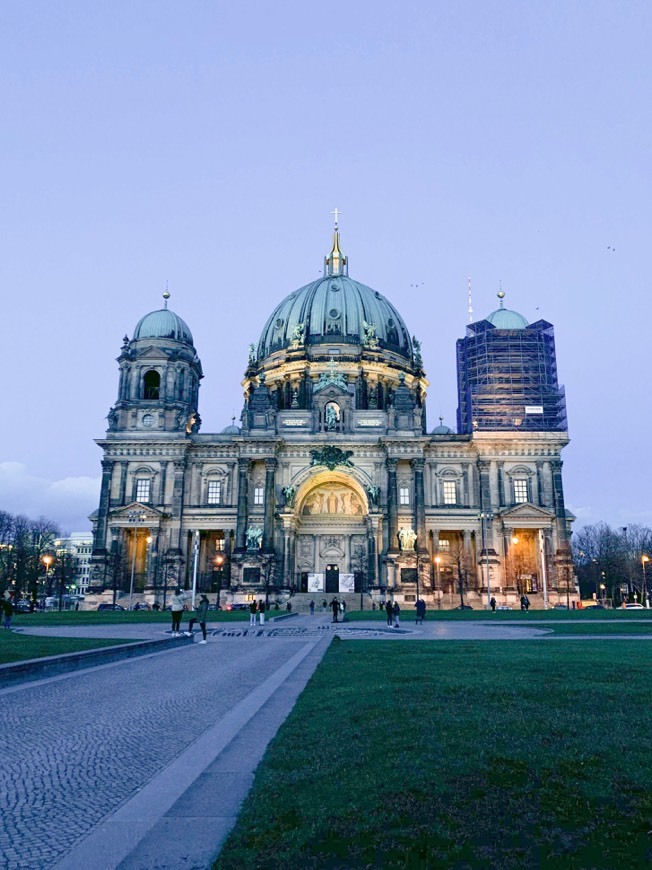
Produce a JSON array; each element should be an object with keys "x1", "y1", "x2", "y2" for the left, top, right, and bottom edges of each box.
[
  {"x1": 110, "y1": 502, "x2": 164, "y2": 522},
  {"x1": 135, "y1": 346, "x2": 170, "y2": 360},
  {"x1": 498, "y1": 502, "x2": 555, "y2": 521}
]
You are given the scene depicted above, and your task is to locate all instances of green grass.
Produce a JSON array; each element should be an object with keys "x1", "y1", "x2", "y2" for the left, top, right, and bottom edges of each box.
[
  {"x1": 215, "y1": 640, "x2": 652, "y2": 869},
  {"x1": 0, "y1": 631, "x2": 133, "y2": 664},
  {"x1": 542, "y1": 623, "x2": 652, "y2": 635},
  {"x1": 9, "y1": 609, "x2": 251, "y2": 627},
  {"x1": 350, "y1": 607, "x2": 652, "y2": 621}
]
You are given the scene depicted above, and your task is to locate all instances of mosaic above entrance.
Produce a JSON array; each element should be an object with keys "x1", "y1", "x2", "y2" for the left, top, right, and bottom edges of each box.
[{"x1": 301, "y1": 484, "x2": 365, "y2": 516}]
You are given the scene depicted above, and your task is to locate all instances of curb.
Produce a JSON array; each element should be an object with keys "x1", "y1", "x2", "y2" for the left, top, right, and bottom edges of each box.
[{"x1": 0, "y1": 635, "x2": 193, "y2": 687}]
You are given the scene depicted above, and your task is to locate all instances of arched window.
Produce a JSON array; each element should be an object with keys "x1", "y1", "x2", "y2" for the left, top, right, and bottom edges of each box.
[{"x1": 144, "y1": 370, "x2": 160, "y2": 400}]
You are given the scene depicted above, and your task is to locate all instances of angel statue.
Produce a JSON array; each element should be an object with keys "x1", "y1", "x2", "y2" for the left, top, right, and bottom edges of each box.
[
  {"x1": 398, "y1": 527, "x2": 417, "y2": 551},
  {"x1": 362, "y1": 320, "x2": 379, "y2": 349}
]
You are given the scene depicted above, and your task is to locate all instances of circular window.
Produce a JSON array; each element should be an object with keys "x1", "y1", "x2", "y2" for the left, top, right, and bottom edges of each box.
[
  {"x1": 275, "y1": 318, "x2": 284, "y2": 328},
  {"x1": 330, "y1": 283, "x2": 340, "y2": 291},
  {"x1": 387, "y1": 318, "x2": 394, "y2": 327},
  {"x1": 329, "y1": 308, "x2": 340, "y2": 318},
  {"x1": 142, "y1": 414, "x2": 154, "y2": 428}
]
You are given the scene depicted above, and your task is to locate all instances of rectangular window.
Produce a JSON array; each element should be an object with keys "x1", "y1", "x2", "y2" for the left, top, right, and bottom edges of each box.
[
  {"x1": 215, "y1": 537, "x2": 225, "y2": 552},
  {"x1": 254, "y1": 486, "x2": 265, "y2": 505},
  {"x1": 136, "y1": 478, "x2": 151, "y2": 503},
  {"x1": 442, "y1": 480, "x2": 457, "y2": 505},
  {"x1": 399, "y1": 486, "x2": 410, "y2": 505},
  {"x1": 438, "y1": 538, "x2": 450, "y2": 551},
  {"x1": 207, "y1": 480, "x2": 222, "y2": 505},
  {"x1": 513, "y1": 478, "x2": 528, "y2": 503}
]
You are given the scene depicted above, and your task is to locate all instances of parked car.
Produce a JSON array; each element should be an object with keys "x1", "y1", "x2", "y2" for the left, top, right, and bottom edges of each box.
[
  {"x1": 97, "y1": 603, "x2": 125, "y2": 611},
  {"x1": 456, "y1": 604, "x2": 473, "y2": 610},
  {"x1": 207, "y1": 603, "x2": 223, "y2": 611},
  {"x1": 624, "y1": 603, "x2": 645, "y2": 610},
  {"x1": 227, "y1": 603, "x2": 249, "y2": 611},
  {"x1": 15, "y1": 600, "x2": 32, "y2": 613},
  {"x1": 552, "y1": 604, "x2": 569, "y2": 610},
  {"x1": 496, "y1": 605, "x2": 511, "y2": 611},
  {"x1": 131, "y1": 602, "x2": 150, "y2": 611}
]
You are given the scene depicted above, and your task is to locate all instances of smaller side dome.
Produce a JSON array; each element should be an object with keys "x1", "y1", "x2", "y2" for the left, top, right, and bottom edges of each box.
[
  {"x1": 133, "y1": 308, "x2": 194, "y2": 344},
  {"x1": 431, "y1": 417, "x2": 453, "y2": 435},
  {"x1": 221, "y1": 422, "x2": 241, "y2": 435},
  {"x1": 485, "y1": 291, "x2": 528, "y2": 330}
]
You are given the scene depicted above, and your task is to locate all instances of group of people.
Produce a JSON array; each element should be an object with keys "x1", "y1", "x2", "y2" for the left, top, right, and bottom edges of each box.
[
  {"x1": 248, "y1": 599, "x2": 267, "y2": 626},
  {"x1": 170, "y1": 588, "x2": 209, "y2": 643},
  {"x1": 383, "y1": 599, "x2": 401, "y2": 627},
  {"x1": 330, "y1": 598, "x2": 347, "y2": 622}
]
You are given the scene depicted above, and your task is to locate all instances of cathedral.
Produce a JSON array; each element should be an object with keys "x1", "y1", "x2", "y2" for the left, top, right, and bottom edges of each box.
[{"x1": 89, "y1": 223, "x2": 574, "y2": 609}]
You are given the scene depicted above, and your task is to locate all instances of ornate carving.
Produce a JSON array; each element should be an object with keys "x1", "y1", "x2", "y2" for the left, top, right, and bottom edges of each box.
[
  {"x1": 302, "y1": 484, "x2": 364, "y2": 516},
  {"x1": 362, "y1": 320, "x2": 379, "y2": 349},
  {"x1": 314, "y1": 358, "x2": 347, "y2": 393},
  {"x1": 367, "y1": 484, "x2": 381, "y2": 506},
  {"x1": 310, "y1": 445, "x2": 354, "y2": 470},
  {"x1": 290, "y1": 322, "x2": 305, "y2": 349}
]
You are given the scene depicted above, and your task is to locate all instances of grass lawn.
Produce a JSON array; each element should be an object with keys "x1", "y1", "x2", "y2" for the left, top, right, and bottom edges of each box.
[
  {"x1": 350, "y1": 608, "x2": 652, "y2": 622},
  {"x1": 0, "y1": 631, "x2": 133, "y2": 664},
  {"x1": 215, "y1": 640, "x2": 652, "y2": 869},
  {"x1": 541, "y1": 623, "x2": 652, "y2": 635},
  {"x1": 9, "y1": 609, "x2": 252, "y2": 628}
]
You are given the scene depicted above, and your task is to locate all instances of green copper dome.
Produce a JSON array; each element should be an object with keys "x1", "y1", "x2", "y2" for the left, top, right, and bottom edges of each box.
[
  {"x1": 485, "y1": 293, "x2": 528, "y2": 330},
  {"x1": 133, "y1": 308, "x2": 194, "y2": 345},
  {"x1": 257, "y1": 230, "x2": 413, "y2": 360}
]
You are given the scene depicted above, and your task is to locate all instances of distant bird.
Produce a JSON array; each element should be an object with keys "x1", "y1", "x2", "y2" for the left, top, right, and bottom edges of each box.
[{"x1": 607, "y1": 246, "x2": 616, "y2": 252}]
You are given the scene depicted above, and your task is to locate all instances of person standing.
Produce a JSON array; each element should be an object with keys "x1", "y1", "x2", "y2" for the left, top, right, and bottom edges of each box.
[
  {"x1": 490, "y1": 596, "x2": 497, "y2": 612},
  {"x1": 331, "y1": 598, "x2": 339, "y2": 623},
  {"x1": 186, "y1": 594, "x2": 210, "y2": 643},
  {"x1": 258, "y1": 599, "x2": 266, "y2": 625},
  {"x1": 2, "y1": 593, "x2": 13, "y2": 630},
  {"x1": 309, "y1": 600, "x2": 315, "y2": 616},
  {"x1": 393, "y1": 600, "x2": 401, "y2": 628},
  {"x1": 249, "y1": 599, "x2": 258, "y2": 626},
  {"x1": 385, "y1": 599, "x2": 394, "y2": 627},
  {"x1": 340, "y1": 600, "x2": 346, "y2": 621},
  {"x1": 170, "y1": 588, "x2": 187, "y2": 636},
  {"x1": 415, "y1": 598, "x2": 426, "y2": 625}
]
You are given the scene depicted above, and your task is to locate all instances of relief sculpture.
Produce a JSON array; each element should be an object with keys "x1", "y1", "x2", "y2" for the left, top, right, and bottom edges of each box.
[{"x1": 301, "y1": 484, "x2": 364, "y2": 516}]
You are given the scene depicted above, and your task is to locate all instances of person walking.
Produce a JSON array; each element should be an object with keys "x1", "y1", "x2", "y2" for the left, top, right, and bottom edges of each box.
[
  {"x1": 490, "y1": 596, "x2": 496, "y2": 612},
  {"x1": 170, "y1": 588, "x2": 187, "y2": 636},
  {"x1": 185, "y1": 594, "x2": 210, "y2": 643},
  {"x1": 340, "y1": 600, "x2": 346, "y2": 622},
  {"x1": 249, "y1": 599, "x2": 258, "y2": 626},
  {"x1": 385, "y1": 599, "x2": 393, "y2": 627},
  {"x1": 415, "y1": 598, "x2": 426, "y2": 625},
  {"x1": 393, "y1": 600, "x2": 401, "y2": 628},
  {"x1": 309, "y1": 600, "x2": 315, "y2": 616},
  {"x1": 258, "y1": 599, "x2": 266, "y2": 625},
  {"x1": 331, "y1": 598, "x2": 339, "y2": 623},
  {"x1": 2, "y1": 593, "x2": 13, "y2": 630}
]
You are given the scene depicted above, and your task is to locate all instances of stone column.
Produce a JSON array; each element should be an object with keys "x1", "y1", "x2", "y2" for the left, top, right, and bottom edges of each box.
[
  {"x1": 170, "y1": 458, "x2": 187, "y2": 553},
  {"x1": 235, "y1": 458, "x2": 250, "y2": 551},
  {"x1": 263, "y1": 458, "x2": 277, "y2": 551},
  {"x1": 386, "y1": 458, "x2": 399, "y2": 552},
  {"x1": 412, "y1": 458, "x2": 426, "y2": 544},
  {"x1": 118, "y1": 461, "x2": 128, "y2": 506},
  {"x1": 535, "y1": 462, "x2": 544, "y2": 506},
  {"x1": 93, "y1": 459, "x2": 114, "y2": 553}
]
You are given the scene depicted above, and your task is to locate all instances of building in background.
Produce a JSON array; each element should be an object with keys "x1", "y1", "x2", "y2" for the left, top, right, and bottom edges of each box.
[
  {"x1": 54, "y1": 533, "x2": 93, "y2": 594},
  {"x1": 89, "y1": 224, "x2": 575, "y2": 609}
]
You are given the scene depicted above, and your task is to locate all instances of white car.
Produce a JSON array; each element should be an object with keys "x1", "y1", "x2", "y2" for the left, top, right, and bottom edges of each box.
[{"x1": 624, "y1": 603, "x2": 645, "y2": 610}]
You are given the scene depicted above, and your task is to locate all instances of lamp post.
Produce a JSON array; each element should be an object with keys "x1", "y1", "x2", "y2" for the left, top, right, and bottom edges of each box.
[
  {"x1": 127, "y1": 511, "x2": 146, "y2": 611},
  {"x1": 42, "y1": 555, "x2": 53, "y2": 604},
  {"x1": 479, "y1": 511, "x2": 494, "y2": 610},
  {"x1": 434, "y1": 555, "x2": 442, "y2": 609},
  {"x1": 214, "y1": 553, "x2": 225, "y2": 608},
  {"x1": 642, "y1": 555, "x2": 649, "y2": 607}
]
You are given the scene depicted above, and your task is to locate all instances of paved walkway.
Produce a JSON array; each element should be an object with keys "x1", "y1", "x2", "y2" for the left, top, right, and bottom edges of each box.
[{"x1": 3, "y1": 614, "x2": 651, "y2": 869}]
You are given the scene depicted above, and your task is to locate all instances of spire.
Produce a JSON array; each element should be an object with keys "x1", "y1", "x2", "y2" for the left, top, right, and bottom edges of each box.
[
  {"x1": 163, "y1": 286, "x2": 170, "y2": 309},
  {"x1": 497, "y1": 287, "x2": 505, "y2": 309},
  {"x1": 324, "y1": 208, "x2": 348, "y2": 276}
]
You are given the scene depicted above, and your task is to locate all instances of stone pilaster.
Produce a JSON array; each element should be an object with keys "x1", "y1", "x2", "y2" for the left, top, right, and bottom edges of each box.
[
  {"x1": 235, "y1": 458, "x2": 250, "y2": 551},
  {"x1": 386, "y1": 458, "x2": 399, "y2": 552},
  {"x1": 411, "y1": 457, "x2": 427, "y2": 546},
  {"x1": 263, "y1": 458, "x2": 277, "y2": 551},
  {"x1": 93, "y1": 459, "x2": 114, "y2": 553}
]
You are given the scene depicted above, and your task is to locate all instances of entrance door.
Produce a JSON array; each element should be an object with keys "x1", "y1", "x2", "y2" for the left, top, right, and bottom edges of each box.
[{"x1": 325, "y1": 564, "x2": 339, "y2": 593}]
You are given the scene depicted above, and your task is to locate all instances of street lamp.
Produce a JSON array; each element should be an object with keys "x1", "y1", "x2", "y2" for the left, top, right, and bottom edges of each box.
[
  {"x1": 434, "y1": 555, "x2": 442, "y2": 609},
  {"x1": 599, "y1": 582, "x2": 606, "y2": 605},
  {"x1": 42, "y1": 555, "x2": 53, "y2": 602},
  {"x1": 127, "y1": 511, "x2": 147, "y2": 611},
  {"x1": 214, "y1": 553, "x2": 225, "y2": 608},
  {"x1": 479, "y1": 511, "x2": 494, "y2": 610},
  {"x1": 642, "y1": 555, "x2": 649, "y2": 607}
]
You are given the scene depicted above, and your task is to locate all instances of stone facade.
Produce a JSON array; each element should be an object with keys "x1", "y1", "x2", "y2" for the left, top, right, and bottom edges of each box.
[{"x1": 90, "y1": 232, "x2": 574, "y2": 608}]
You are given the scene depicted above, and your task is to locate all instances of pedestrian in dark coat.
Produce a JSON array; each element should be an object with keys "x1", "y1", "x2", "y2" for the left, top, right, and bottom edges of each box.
[
  {"x1": 331, "y1": 598, "x2": 339, "y2": 623},
  {"x1": 186, "y1": 595, "x2": 210, "y2": 643},
  {"x1": 249, "y1": 599, "x2": 258, "y2": 626},
  {"x1": 415, "y1": 598, "x2": 426, "y2": 624},
  {"x1": 393, "y1": 601, "x2": 401, "y2": 627},
  {"x1": 258, "y1": 599, "x2": 266, "y2": 625},
  {"x1": 2, "y1": 595, "x2": 13, "y2": 630},
  {"x1": 490, "y1": 596, "x2": 497, "y2": 612},
  {"x1": 385, "y1": 600, "x2": 393, "y2": 626}
]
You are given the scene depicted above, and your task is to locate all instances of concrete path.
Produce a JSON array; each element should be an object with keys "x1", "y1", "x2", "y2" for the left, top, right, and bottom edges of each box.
[{"x1": 4, "y1": 613, "x2": 651, "y2": 870}]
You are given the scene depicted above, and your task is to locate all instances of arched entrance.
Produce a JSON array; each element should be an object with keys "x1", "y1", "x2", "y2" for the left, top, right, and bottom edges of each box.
[{"x1": 293, "y1": 472, "x2": 370, "y2": 592}]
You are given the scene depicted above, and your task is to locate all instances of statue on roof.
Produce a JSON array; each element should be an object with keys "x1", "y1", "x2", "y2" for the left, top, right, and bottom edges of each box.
[{"x1": 362, "y1": 321, "x2": 379, "y2": 349}]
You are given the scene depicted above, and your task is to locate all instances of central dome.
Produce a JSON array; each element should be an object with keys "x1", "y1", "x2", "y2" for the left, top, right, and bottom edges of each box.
[{"x1": 257, "y1": 231, "x2": 413, "y2": 361}]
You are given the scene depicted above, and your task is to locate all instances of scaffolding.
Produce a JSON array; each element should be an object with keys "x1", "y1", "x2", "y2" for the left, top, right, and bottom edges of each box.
[{"x1": 456, "y1": 319, "x2": 567, "y2": 433}]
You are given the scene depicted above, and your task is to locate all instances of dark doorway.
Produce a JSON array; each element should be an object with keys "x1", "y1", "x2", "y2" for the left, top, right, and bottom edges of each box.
[
  {"x1": 300, "y1": 572, "x2": 309, "y2": 593},
  {"x1": 325, "y1": 564, "x2": 339, "y2": 593}
]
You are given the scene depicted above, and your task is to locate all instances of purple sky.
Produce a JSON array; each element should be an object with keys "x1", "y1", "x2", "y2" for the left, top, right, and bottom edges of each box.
[{"x1": 2, "y1": 1, "x2": 651, "y2": 533}]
